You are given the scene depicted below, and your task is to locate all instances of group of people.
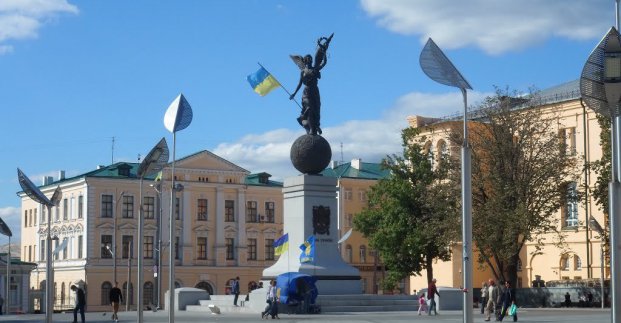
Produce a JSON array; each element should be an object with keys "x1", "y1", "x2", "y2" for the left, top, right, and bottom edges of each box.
[
  {"x1": 261, "y1": 280, "x2": 280, "y2": 319},
  {"x1": 416, "y1": 278, "x2": 440, "y2": 316},
  {"x1": 481, "y1": 279, "x2": 517, "y2": 322}
]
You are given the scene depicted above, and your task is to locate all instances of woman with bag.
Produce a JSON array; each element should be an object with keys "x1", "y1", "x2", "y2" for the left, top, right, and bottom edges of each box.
[{"x1": 498, "y1": 281, "x2": 517, "y2": 322}]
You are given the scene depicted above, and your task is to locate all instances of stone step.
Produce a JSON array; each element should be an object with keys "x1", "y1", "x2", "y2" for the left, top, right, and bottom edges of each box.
[{"x1": 320, "y1": 305, "x2": 418, "y2": 312}]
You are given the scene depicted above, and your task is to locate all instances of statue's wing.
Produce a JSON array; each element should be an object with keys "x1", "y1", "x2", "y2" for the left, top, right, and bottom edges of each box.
[{"x1": 290, "y1": 55, "x2": 305, "y2": 70}]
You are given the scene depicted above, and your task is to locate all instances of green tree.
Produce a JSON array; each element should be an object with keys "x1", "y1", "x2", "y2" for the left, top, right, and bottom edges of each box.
[
  {"x1": 590, "y1": 114, "x2": 611, "y2": 213},
  {"x1": 451, "y1": 89, "x2": 579, "y2": 286},
  {"x1": 353, "y1": 127, "x2": 460, "y2": 288}
]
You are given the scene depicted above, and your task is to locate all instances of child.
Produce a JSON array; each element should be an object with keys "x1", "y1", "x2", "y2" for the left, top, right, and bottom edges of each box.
[{"x1": 418, "y1": 293, "x2": 428, "y2": 315}]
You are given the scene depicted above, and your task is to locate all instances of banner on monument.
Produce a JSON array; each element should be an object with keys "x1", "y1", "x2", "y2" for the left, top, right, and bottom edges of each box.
[{"x1": 299, "y1": 235, "x2": 315, "y2": 263}]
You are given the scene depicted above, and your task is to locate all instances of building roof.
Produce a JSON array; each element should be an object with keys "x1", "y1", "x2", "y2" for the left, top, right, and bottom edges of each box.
[
  {"x1": 245, "y1": 172, "x2": 283, "y2": 187},
  {"x1": 321, "y1": 160, "x2": 390, "y2": 180}
]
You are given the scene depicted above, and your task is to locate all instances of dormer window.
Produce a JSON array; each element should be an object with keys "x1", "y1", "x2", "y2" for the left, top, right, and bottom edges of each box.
[{"x1": 117, "y1": 164, "x2": 132, "y2": 177}]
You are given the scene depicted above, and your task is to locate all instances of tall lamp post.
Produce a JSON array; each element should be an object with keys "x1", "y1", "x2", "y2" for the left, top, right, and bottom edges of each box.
[
  {"x1": 17, "y1": 169, "x2": 61, "y2": 323},
  {"x1": 113, "y1": 191, "x2": 125, "y2": 286},
  {"x1": 420, "y1": 38, "x2": 473, "y2": 323},
  {"x1": 136, "y1": 138, "x2": 169, "y2": 323},
  {"x1": 580, "y1": 26, "x2": 621, "y2": 323},
  {"x1": 590, "y1": 216, "x2": 607, "y2": 309},
  {"x1": 163, "y1": 94, "x2": 193, "y2": 323},
  {"x1": 0, "y1": 217, "x2": 13, "y2": 315},
  {"x1": 150, "y1": 179, "x2": 163, "y2": 310}
]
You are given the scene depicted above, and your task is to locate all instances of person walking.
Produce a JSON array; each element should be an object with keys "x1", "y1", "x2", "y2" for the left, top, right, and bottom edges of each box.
[
  {"x1": 427, "y1": 278, "x2": 439, "y2": 315},
  {"x1": 0, "y1": 295, "x2": 4, "y2": 315},
  {"x1": 231, "y1": 277, "x2": 241, "y2": 306},
  {"x1": 262, "y1": 280, "x2": 279, "y2": 319},
  {"x1": 109, "y1": 282, "x2": 123, "y2": 322},
  {"x1": 71, "y1": 285, "x2": 86, "y2": 323},
  {"x1": 498, "y1": 281, "x2": 517, "y2": 322},
  {"x1": 485, "y1": 279, "x2": 499, "y2": 322},
  {"x1": 480, "y1": 281, "x2": 488, "y2": 314}
]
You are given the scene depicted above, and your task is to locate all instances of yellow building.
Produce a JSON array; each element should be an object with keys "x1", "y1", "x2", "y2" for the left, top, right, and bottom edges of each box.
[
  {"x1": 18, "y1": 150, "x2": 283, "y2": 312},
  {"x1": 321, "y1": 159, "x2": 402, "y2": 294},
  {"x1": 407, "y1": 80, "x2": 608, "y2": 290}
]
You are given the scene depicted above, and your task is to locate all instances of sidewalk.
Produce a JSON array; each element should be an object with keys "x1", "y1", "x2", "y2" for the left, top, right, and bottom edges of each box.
[{"x1": 0, "y1": 307, "x2": 611, "y2": 323}]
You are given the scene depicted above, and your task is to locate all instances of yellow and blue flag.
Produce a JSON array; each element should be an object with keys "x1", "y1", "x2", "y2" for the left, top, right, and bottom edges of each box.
[
  {"x1": 247, "y1": 66, "x2": 281, "y2": 96},
  {"x1": 299, "y1": 235, "x2": 315, "y2": 263},
  {"x1": 273, "y1": 233, "x2": 289, "y2": 256}
]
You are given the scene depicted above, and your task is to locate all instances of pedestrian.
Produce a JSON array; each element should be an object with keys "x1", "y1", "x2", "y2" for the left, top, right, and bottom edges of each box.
[
  {"x1": 564, "y1": 292, "x2": 572, "y2": 307},
  {"x1": 498, "y1": 281, "x2": 517, "y2": 322},
  {"x1": 71, "y1": 285, "x2": 86, "y2": 323},
  {"x1": 0, "y1": 294, "x2": 4, "y2": 315},
  {"x1": 485, "y1": 279, "x2": 499, "y2": 322},
  {"x1": 417, "y1": 292, "x2": 428, "y2": 315},
  {"x1": 109, "y1": 281, "x2": 123, "y2": 322},
  {"x1": 231, "y1": 276, "x2": 241, "y2": 306},
  {"x1": 262, "y1": 280, "x2": 279, "y2": 319},
  {"x1": 480, "y1": 281, "x2": 488, "y2": 314},
  {"x1": 427, "y1": 278, "x2": 440, "y2": 315}
]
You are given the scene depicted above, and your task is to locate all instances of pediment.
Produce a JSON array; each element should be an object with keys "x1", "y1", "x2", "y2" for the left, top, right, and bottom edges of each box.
[
  {"x1": 224, "y1": 224, "x2": 237, "y2": 232},
  {"x1": 192, "y1": 224, "x2": 210, "y2": 232},
  {"x1": 144, "y1": 223, "x2": 158, "y2": 231},
  {"x1": 119, "y1": 223, "x2": 137, "y2": 231},
  {"x1": 175, "y1": 150, "x2": 249, "y2": 173}
]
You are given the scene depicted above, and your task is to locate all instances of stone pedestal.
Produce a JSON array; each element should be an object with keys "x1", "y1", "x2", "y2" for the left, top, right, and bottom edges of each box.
[{"x1": 263, "y1": 175, "x2": 361, "y2": 294}]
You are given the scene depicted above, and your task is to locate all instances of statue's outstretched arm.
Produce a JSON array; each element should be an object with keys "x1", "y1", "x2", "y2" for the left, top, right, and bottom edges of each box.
[{"x1": 290, "y1": 72, "x2": 303, "y2": 100}]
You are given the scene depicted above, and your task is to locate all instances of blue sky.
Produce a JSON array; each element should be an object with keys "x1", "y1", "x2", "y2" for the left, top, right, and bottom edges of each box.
[{"x1": 0, "y1": 0, "x2": 616, "y2": 243}]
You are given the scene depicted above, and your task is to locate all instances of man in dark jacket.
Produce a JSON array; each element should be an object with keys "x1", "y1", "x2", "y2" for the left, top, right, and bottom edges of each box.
[
  {"x1": 232, "y1": 277, "x2": 241, "y2": 306},
  {"x1": 498, "y1": 281, "x2": 517, "y2": 322},
  {"x1": 109, "y1": 282, "x2": 123, "y2": 322},
  {"x1": 71, "y1": 285, "x2": 86, "y2": 323},
  {"x1": 427, "y1": 278, "x2": 440, "y2": 315}
]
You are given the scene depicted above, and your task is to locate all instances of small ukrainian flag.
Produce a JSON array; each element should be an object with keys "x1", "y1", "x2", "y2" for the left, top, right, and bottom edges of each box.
[
  {"x1": 247, "y1": 66, "x2": 281, "y2": 96},
  {"x1": 273, "y1": 233, "x2": 289, "y2": 256}
]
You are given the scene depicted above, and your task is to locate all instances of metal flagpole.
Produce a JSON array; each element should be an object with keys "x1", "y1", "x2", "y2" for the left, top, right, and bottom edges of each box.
[
  {"x1": 6, "y1": 235, "x2": 9, "y2": 315},
  {"x1": 168, "y1": 132, "x2": 176, "y2": 323}
]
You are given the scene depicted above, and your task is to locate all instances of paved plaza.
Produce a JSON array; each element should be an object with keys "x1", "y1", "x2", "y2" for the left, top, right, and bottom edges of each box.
[{"x1": 0, "y1": 308, "x2": 612, "y2": 323}]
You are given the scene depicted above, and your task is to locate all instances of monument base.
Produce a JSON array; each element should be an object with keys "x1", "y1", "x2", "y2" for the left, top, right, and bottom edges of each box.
[{"x1": 263, "y1": 174, "x2": 362, "y2": 295}]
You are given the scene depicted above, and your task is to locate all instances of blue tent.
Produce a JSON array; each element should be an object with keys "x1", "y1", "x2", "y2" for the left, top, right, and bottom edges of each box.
[{"x1": 276, "y1": 272, "x2": 318, "y2": 305}]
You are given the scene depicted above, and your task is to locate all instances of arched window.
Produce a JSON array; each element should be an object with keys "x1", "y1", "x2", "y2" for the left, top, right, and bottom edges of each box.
[
  {"x1": 345, "y1": 245, "x2": 352, "y2": 263},
  {"x1": 143, "y1": 282, "x2": 154, "y2": 306},
  {"x1": 195, "y1": 281, "x2": 214, "y2": 295},
  {"x1": 61, "y1": 282, "x2": 66, "y2": 305},
  {"x1": 122, "y1": 282, "x2": 134, "y2": 305},
  {"x1": 574, "y1": 256, "x2": 582, "y2": 271},
  {"x1": 561, "y1": 255, "x2": 570, "y2": 271},
  {"x1": 359, "y1": 245, "x2": 367, "y2": 264},
  {"x1": 517, "y1": 258, "x2": 523, "y2": 272},
  {"x1": 424, "y1": 141, "x2": 434, "y2": 166},
  {"x1": 437, "y1": 140, "x2": 449, "y2": 160},
  {"x1": 101, "y1": 281, "x2": 112, "y2": 305}
]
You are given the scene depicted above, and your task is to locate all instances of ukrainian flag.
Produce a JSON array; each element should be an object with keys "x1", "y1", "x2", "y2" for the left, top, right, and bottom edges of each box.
[
  {"x1": 299, "y1": 235, "x2": 315, "y2": 264},
  {"x1": 247, "y1": 66, "x2": 281, "y2": 96},
  {"x1": 273, "y1": 233, "x2": 289, "y2": 256}
]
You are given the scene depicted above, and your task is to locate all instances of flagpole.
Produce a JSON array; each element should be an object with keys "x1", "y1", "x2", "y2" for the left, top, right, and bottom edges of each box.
[
  {"x1": 168, "y1": 131, "x2": 176, "y2": 323},
  {"x1": 257, "y1": 62, "x2": 303, "y2": 110}
]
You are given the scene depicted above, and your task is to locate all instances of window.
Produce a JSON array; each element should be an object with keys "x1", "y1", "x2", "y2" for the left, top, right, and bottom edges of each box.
[
  {"x1": 78, "y1": 196, "x2": 83, "y2": 219},
  {"x1": 101, "y1": 282, "x2": 112, "y2": 305},
  {"x1": 226, "y1": 238, "x2": 234, "y2": 260},
  {"x1": 561, "y1": 255, "x2": 569, "y2": 271},
  {"x1": 358, "y1": 190, "x2": 367, "y2": 201},
  {"x1": 28, "y1": 245, "x2": 32, "y2": 262},
  {"x1": 24, "y1": 211, "x2": 27, "y2": 227},
  {"x1": 61, "y1": 282, "x2": 66, "y2": 305},
  {"x1": 197, "y1": 199, "x2": 208, "y2": 221},
  {"x1": 344, "y1": 189, "x2": 352, "y2": 200},
  {"x1": 122, "y1": 282, "x2": 134, "y2": 305},
  {"x1": 265, "y1": 202, "x2": 275, "y2": 223},
  {"x1": 517, "y1": 258, "x2": 523, "y2": 271},
  {"x1": 360, "y1": 245, "x2": 367, "y2": 263},
  {"x1": 122, "y1": 195, "x2": 134, "y2": 218},
  {"x1": 246, "y1": 201, "x2": 258, "y2": 223},
  {"x1": 345, "y1": 245, "x2": 352, "y2": 263},
  {"x1": 41, "y1": 207, "x2": 46, "y2": 223},
  {"x1": 438, "y1": 140, "x2": 449, "y2": 159},
  {"x1": 174, "y1": 237, "x2": 180, "y2": 259},
  {"x1": 197, "y1": 237, "x2": 207, "y2": 260},
  {"x1": 63, "y1": 198, "x2": 68, "y2": 220},
  {"x1": 426, "y1": 141, "x2": 434, "y2": 165},
  {"x1": 143, "y1": 282, "x2": 154, "y2": 306},
  {"x1": 53, "y1": 239, "x2": 59, "y2": 260},
  {"x1": 247, "y1": 238, "x2": 257, "y2": 260},
  {"x1": 575, "y1": 256, "x2": 582, "y2": 271},
  {"x1": 77, "y1": 235, "x2": 83, "y2": 259},
  {"x1": 175, "y1": 197, "x2": 180, "y2": 220},
  {"x1": 559, "y1": 127, "x2": 577, "y2": 155},
  {"x1": 34, "y1": 209, "x2": 37, "y2": 225},
  {"x1": 143, "y1": 197, "x2": 155, "y2": 219},
  {"x1": 55, "y1": 205, "x2": 59, "y2": 222},
  {"x1": 101, "y1": 235, "x2": 113, "y2": 258},
  {"x1": 40, "y1": 239, "x2": 46, "y2": 261},
  {"x1": 122, "y1": 235, "x2": 133, "y2": 259},
  {"x1": 225, "y1": 200, "x2": 235, "y2": 222},
  {"x1": 346, "y1": 214, "x2": 353, "y2": 227},
  {"x1": 564, "y1": 182, "x2": 579, "y2": 227},
  {"x1": 144, "y1": 236, "x2": 154, "y2": 259},
  {"x1": 101, "y1": 195, "x2": 113, "y2": 218},
  {"x1": 62, "y1": 239, "x2": 67, "y2": 259},
  {"x1": 265, "y1": 239, "x2": 275, "y2": 260}
]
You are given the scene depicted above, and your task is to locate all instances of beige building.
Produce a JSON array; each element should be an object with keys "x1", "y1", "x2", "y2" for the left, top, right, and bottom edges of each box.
[
  {"x1": 18, "y1": 150, "x2": 283, "y2": 312},
  {"x1": 407, "y1": 80, "x2": 609, "y2": 290}
]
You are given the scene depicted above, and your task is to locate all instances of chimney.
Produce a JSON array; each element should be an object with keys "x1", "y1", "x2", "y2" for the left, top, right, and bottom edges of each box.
[
  {"x1": 42, "y1": 176, "x2": 54, "y2": 186},
  {"x1": 330, "y1": 160, "x2": 339, "y2": 169},
  {"x1": 97, "y1": 165, "x2": 106, "y2": 170},
  {"x1": 351, "y1": 158, "x2": 361, "y2": 170},
  {"x1": 58, "y1": 170, "x2": 66, "y2": 181}
]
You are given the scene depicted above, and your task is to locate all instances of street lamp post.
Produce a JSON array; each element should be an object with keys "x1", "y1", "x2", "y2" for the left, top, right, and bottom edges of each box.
[
  {"x1": 150, "y1": 180, "x2": 163, "y2": 310},
  {"x1": 581, "y1": 26, "x2": 621, "y2": 323},
  {"x1": 114, "y1": 192, "x2": 125, "y2": 286},
  {"x1": 420, "y1": 38, "x2": 473, "y2": 323},
  {"x1": 17, "y1": 169, "x2": 61, "y2": 323},
  {"x1": 0, "y1": 217, "x2": 13, "y2": 315},
  {"x1": 590, "y1": 216, "x2": 607, "y2": 309}
]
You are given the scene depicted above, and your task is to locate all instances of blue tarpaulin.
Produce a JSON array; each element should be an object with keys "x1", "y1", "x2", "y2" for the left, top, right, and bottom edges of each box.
[{"x1": 276, "y1": 272, "x2": 318, "y2": 305}]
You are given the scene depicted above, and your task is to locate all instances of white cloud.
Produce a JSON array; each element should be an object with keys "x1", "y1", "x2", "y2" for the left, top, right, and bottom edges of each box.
[
  {"x1": 360, "y1": 0, "x2": 609, "y2": 55},
  {"x1": 0, "y1": 0, "x2": 77, "y2": 53},
  {"x1": 214, "y1": 90, "x2": 489, "y2": 180}
]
